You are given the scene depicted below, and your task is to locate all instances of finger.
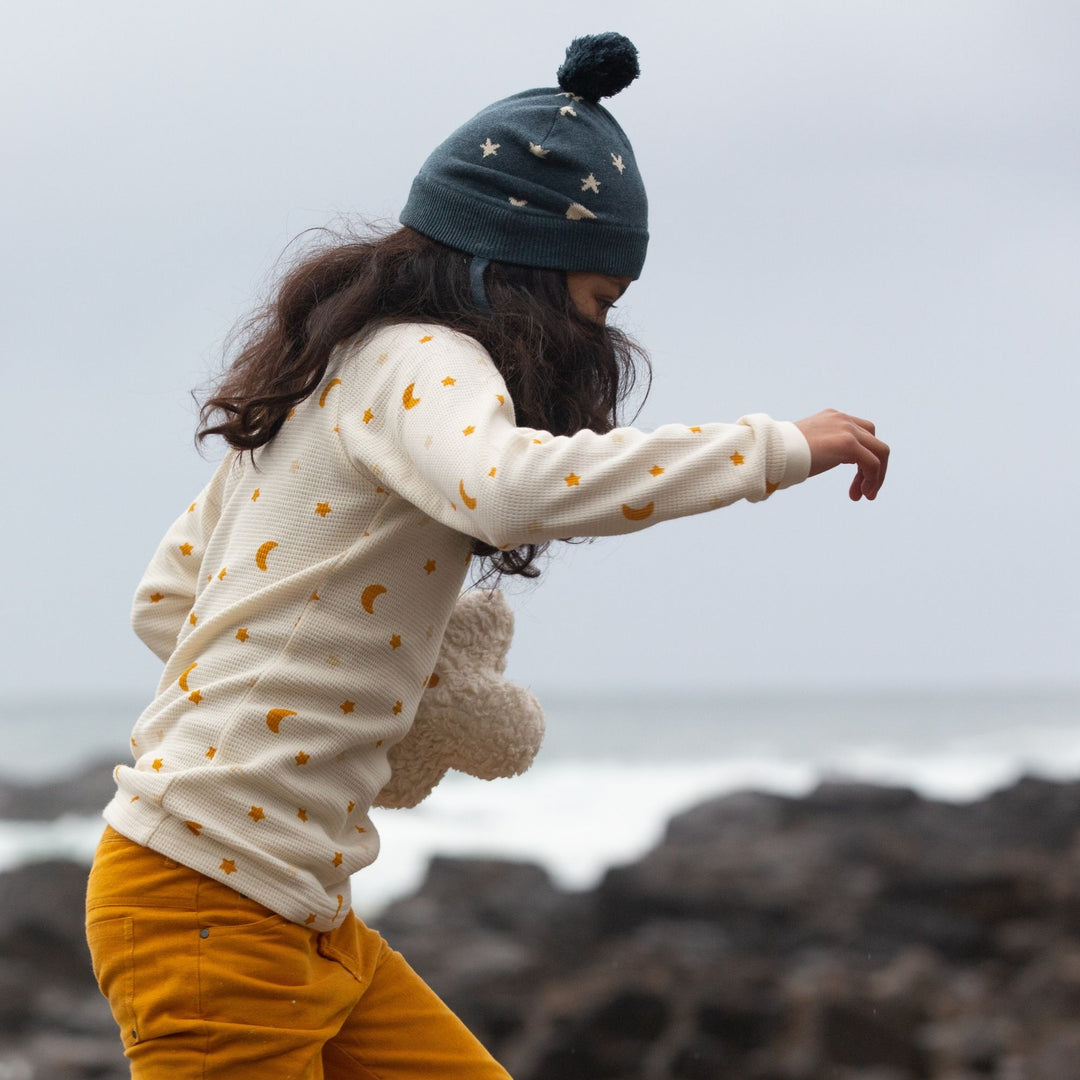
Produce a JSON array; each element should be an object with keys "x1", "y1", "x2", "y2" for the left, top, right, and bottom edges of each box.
[
  {"x1": 849, "y1": 471, "x2": 864, "y2": 501},
  {"x1": 857, "y1": 428, "x2": 889, "y2": 463},
  {"x1": 865, "y1": 438, "x2": 890, "y2": 496},
  {"x1": 874, "y1": 436, "x2": 890, "y2": 489},
  {"x1": 850, "y1": 437, "x2": 885, "y2": 498},
  {"x1": 850, "y1": 426, "x2": 889, "y2": 496},
  {"x1": 845, "y1": 415, "x2": 889, "y2": 494}
]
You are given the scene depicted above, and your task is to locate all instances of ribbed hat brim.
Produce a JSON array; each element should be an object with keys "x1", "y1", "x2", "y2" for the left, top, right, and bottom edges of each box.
[{"x1": 401, "y1": 176, "x2": 648, "y2": 279}]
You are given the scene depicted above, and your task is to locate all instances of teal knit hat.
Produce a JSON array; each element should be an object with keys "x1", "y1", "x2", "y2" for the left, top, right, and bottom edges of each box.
[{"x1": 400, "y1": 33, "x2": 648, "y2": 281}]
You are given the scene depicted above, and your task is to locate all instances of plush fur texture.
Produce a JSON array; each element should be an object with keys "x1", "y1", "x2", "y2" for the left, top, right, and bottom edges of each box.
[
  {"x1": 556, "y1": 32, "x2": 640, "y2": 101},
  {"x1": 373, "y1": 590, "x2": 545, "y2": 809}
]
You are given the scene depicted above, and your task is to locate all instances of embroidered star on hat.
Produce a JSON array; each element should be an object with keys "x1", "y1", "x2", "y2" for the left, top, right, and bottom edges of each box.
[{"x1": 400, "y1": 32, "x2": 648, "y2": 280}]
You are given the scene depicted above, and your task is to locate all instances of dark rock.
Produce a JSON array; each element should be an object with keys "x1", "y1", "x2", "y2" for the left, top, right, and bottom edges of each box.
[
  {"x1": 671, "y1": 1034, "x2": 736, "y2": 1080},
  {"x1": 9, "y1": 774, "x2": 1080, "y2": 1078},
  {"x1": 591, "y1": 988, "x2": 672, "y2": 1040},
  {"x1": 0, "y1": 760, "x2": 116, "y2": 822},
  {"x1": 971, "y1": 776, "x2": 1080, "y2": 852},
  {"x1": 371, "y1": 775, "x2": 1080, "y2": 1078},
  {"x1": 0, "y1": 965, "x2": 35, "y2": 1033},
  {"x1": 1030, "y1": 1022, "x2": 1080, "y2": 1080},
  {"x1": 0, "y1": 858, "x2": 126, "y2": 1078},
  {"x1": 697, "y1": 994, "x2": 785, "y2": 1052},
  {"x1": 376, "y1": 855, "x2": 567, "y2": 941},
  {"x1": 819, "y1": 997, "x2": 928, "y2": 1072},
  {"x1": 804, "y1": 780, "x2": 922, "y2": 812},
  {"x1": 21, "y1": 1032, "x2": 128, "y2": 1080},
  {"x1": 0, "y1": 860, "x2": 93, "y2": 984},
  {"x1": 373, "y1": 857, "x2": 579, "y2": 1056}
]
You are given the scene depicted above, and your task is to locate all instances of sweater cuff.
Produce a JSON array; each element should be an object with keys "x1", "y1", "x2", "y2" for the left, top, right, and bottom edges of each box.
[{"x1": 777, "y1": 421, "x2": 812, "y2": 489}]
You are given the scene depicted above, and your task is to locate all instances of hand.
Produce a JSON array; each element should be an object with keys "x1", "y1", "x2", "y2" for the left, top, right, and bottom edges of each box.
[{"x1": 794, "y1": 410, "x2": 889, "y2": 501}]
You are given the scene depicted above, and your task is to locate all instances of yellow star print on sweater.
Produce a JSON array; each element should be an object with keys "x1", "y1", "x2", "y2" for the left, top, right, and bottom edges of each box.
[{"x1": 105, "y1": 321, "x2": 809, "y2": 931}]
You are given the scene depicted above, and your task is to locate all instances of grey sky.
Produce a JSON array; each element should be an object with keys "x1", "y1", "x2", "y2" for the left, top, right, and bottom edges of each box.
[{"x1": 2, "y1": 1, "x2": 1077, "y2": 702}]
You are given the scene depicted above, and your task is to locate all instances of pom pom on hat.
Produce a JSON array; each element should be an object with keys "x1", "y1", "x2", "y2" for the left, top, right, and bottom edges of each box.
[{"x1": 557, "y1": 32, "x2": 640, "y2": 102}]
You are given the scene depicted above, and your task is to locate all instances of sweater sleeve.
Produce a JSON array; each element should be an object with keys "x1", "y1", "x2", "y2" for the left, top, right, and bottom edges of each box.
[
  {"x1": 334, "y1": 324, "x2": 811, "y2": 550},
  {"x1": 130, "y1": 459, "x2": 229, "y2": 663}
]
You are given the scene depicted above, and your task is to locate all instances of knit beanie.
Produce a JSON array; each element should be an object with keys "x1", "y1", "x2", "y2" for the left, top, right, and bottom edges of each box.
[{"x1": 400, "y1": 32, "x2": 648, "y2": 282}]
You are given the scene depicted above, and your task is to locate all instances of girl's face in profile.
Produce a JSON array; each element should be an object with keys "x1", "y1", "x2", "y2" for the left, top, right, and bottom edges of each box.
[{"x1": 566, "y1": 272, "x2": 632, "y2": 324}]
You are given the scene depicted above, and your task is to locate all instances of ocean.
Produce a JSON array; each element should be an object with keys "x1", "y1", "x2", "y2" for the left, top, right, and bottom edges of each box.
[{"x1": 2, "y1": 688, "x2": 1078, "y2": 917}]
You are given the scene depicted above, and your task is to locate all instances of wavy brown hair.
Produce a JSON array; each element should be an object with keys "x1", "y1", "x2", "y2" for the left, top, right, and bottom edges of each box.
[{"x1": 198, "y1": 225, "x2": 650, "y2": 577}]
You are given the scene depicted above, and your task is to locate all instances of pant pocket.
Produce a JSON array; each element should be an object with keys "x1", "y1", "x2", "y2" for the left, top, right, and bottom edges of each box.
[
  {"x1": 195, "y1": 873, "x2": 287, "y2": 931},
  {"x1": 86, "y1": 915, "x2": 139, "y2": 1049},
  {"x1": 317, "y1": 912, "x2": 384, "y2": 987}
]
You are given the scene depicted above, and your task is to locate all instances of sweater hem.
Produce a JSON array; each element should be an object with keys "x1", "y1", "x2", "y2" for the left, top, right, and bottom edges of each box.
[{"x1": 102, "y1": 795, "x2": 355, "y2": 932}]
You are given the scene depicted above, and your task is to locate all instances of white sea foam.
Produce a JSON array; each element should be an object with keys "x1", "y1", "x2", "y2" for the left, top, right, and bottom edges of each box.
[
  {"x1": 6, "y1": 740, "x2": 1076, "y2": 919},
  {"x1": 360, "y1": 757, "x2": 819, "y2": 916},
  {"x1": 3, "y1": 691, "x2": 1078, "y2": 918},
  {"x1": 0, "y1": 814, "x2": 112, "y2": 875}
]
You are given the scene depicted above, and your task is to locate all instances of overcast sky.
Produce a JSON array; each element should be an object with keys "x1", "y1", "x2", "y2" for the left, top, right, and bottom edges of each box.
[{"x1": 2, "y1": 0, "x2": 1078, "y2": 706}]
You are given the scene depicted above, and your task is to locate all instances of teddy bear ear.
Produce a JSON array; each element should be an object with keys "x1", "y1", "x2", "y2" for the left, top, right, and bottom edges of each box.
[
  {"x1": 439, "y1": 589, "x2": 515, "y2": 670},
  {"x1": 456, "y1": 589, "x2": 513, "y2": 637},
  {"x1": 475, "y1": 590, "x2": 516, "y2": 672},
  {"x1": 472, "y1": 588, "x2": 514, "y2": 627}
]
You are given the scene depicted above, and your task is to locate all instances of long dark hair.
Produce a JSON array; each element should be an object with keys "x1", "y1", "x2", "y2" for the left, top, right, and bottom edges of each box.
[{"x1": 198, "y1": 225, "x2": 650, "y2": 577}]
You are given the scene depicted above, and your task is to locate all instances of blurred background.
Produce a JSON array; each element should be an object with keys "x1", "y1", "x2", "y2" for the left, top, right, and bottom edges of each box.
[
  {"x1": 3, "y1": 4, "x2": 1080, "y2": 1077},
  {"x1": 1, "y1": 0, "x2": 1077, "y2": 901}
]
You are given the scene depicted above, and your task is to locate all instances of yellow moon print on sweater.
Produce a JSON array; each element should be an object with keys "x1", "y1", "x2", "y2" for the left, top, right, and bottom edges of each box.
[{"x1": 108, "y1": 321, "x2": 810, "y2": 932}]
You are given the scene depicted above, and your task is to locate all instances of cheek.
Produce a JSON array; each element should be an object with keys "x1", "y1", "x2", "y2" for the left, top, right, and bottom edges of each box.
[
  {"x1": 569, "y1": 292, "x2": 607, "y2": 324},
  {"x1": 566, "y1": 290, "x2": 592, "y2": 320}
]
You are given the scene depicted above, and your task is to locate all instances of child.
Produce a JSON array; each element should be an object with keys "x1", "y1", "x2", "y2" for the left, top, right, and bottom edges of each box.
[{"x1": 86, "y1": 32, "x2": 888, "y2": 1080}]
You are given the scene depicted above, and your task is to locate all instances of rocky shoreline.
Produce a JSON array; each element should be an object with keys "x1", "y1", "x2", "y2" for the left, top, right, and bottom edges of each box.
[{"x1": 4, "y1": 774, "x2": 1080, "y2": 1078}]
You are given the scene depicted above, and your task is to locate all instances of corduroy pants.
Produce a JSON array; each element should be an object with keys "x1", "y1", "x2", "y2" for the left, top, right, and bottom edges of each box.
[{"x1": 85, "y1": 827, "x2": 511, "y2": 1079}]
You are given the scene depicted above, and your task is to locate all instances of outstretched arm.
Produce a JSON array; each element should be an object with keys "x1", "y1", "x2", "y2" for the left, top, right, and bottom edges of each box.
[{"x1": 334, "y1": 324, "x2": 812, "y2": 550}]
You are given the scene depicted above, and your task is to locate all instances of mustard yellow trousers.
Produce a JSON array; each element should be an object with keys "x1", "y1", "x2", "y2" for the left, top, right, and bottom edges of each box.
[{"x1": 86, "y1": 827, "x2": 512, "y2": 1079}]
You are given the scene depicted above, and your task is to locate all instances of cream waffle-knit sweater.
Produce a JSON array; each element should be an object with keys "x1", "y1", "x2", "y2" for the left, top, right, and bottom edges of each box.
[{"x1": 104, "y1": 321, "x2": 811, "y2": 929}]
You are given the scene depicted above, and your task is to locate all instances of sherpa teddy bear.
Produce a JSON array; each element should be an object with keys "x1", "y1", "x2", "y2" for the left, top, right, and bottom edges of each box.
[{"x1": 373, "y1": 589, "x2": 545, "y2": 809}]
